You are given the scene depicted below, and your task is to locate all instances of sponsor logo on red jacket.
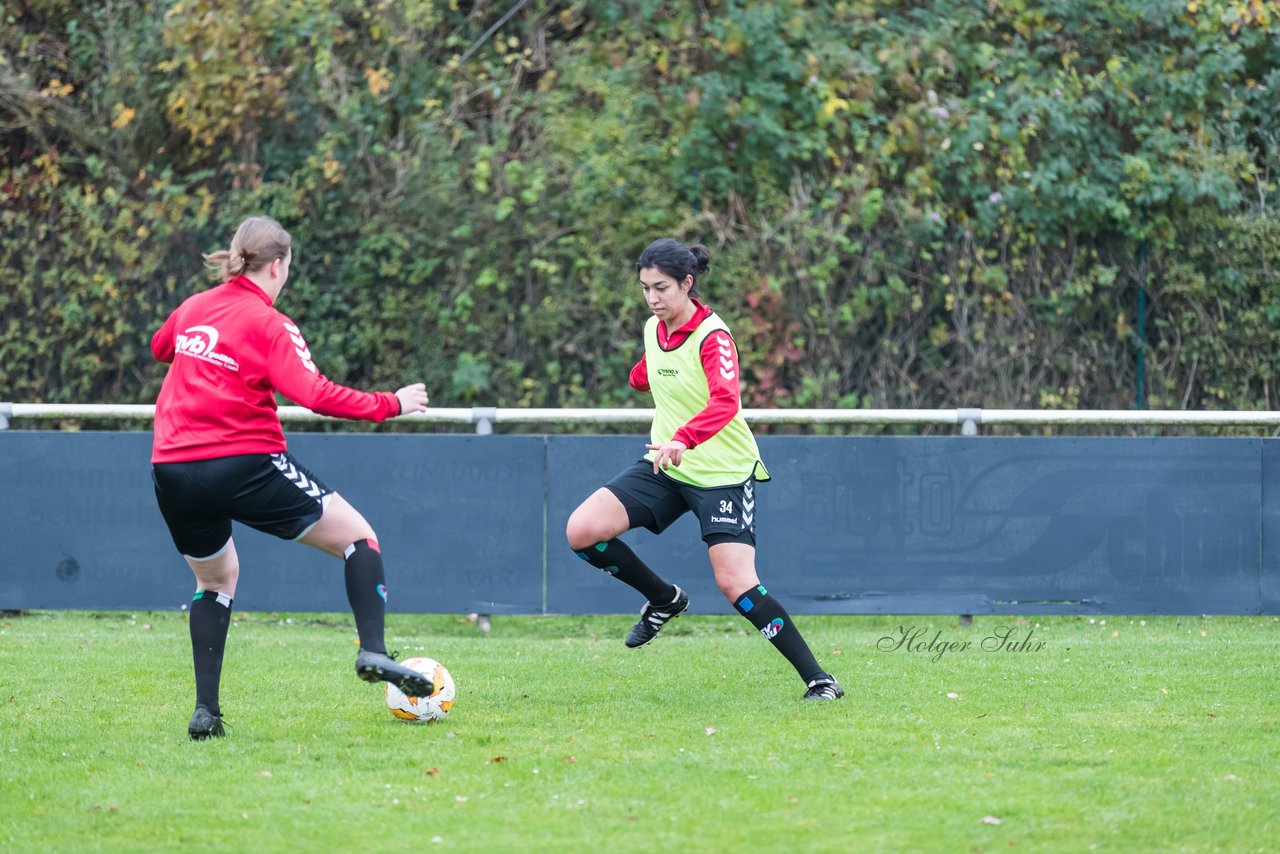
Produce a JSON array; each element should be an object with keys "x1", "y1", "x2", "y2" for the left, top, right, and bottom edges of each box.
[{"x1": 175, "y1": 325, "x2": 239, "y2": 371}]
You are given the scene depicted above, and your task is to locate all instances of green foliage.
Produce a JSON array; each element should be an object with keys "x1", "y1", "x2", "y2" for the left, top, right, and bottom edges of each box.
[{"x1": 3, "y1": 0, "x2": 1280, "y2": 416}]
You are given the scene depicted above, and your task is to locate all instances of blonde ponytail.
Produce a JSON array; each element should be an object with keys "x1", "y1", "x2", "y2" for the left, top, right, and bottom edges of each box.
[{"x1": 203, "y1": 216, "x2": 292, "y2": 280}]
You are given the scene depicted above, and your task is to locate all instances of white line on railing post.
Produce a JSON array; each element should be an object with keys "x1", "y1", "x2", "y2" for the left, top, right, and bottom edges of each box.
[
  {"x1": 958, "y1": 408, "x2": 982, "y2": 436},
  {"x1": 469, "y1": 406, "x2": 497, "y2": 632},
  {"x1": 0, "y1": 402, "x2": 10, "y2": 431},
  {"x1": 954, "y1": 407, "x2": 981, "y2": 626},
  {"x1": 472, "y1": 407, "x2": 496, "y2": 436}
]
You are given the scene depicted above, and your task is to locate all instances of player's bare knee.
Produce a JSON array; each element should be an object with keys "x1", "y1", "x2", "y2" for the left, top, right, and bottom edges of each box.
[
  {"x1": 565, "y1": 513, "x2": 595, "y2": 552},
  {"x1": 340, "y1": 516, "x2": 376, "y2": 547},
  {"x1": 713, "y1": 569, "x2": 755, "y2": 601},
  {"x1": 193, "y1": 561, "x2": 238, "y2": 592},
  {"x1": 566, "y1": 527, "x2": 594, "y2": 553}
]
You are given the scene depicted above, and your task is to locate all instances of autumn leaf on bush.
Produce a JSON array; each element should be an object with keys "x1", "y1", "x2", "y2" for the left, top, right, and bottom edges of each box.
[
  {"x1": 111, "y1": 104, "x2": 136, "y2": 130},
  {"x1": 364, "y1": 67, "x2": 392, "y2": 97}
]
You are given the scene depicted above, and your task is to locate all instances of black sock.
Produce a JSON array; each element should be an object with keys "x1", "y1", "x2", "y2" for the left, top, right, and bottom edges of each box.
[
  {"x1": 733, "y1": 584, "x2": 825, "y2": 683},
  {"x1": 189, "y1": 590, "x2": 233, "y2": 716},
  {"x1": 574, "y1": 539, "x2": 676, "y2": 605},
  {"x1": 344, "y1": 538, "x2": 387, "y2": 654}
]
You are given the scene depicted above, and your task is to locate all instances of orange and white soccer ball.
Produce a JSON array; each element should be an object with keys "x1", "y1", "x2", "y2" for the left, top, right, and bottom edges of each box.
[{"x1": 385, "y1": 657, "x2": 455, "y2": 723}]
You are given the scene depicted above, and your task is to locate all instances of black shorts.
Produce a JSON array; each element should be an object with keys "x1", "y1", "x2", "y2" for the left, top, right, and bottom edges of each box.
[
  {"x1": 152, "y1": 452, "x2": 335, "y2": 559},
  {"x1": 604, "y1": 460, "x2": 757, "y2": 546}
]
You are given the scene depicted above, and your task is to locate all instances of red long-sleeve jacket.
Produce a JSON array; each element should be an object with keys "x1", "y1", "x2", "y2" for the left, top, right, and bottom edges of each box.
[
  {"x1": 628, "y1": 299, "x2": 741, "y2": 449},
  {"x1": 150, "y1": 276, "x2": 400, "y2": 463}
]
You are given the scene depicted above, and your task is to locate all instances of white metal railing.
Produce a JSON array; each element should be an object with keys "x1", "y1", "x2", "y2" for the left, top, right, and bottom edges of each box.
[{"x1": 4, "y1": 402, "x2": 1280, "y2": 433}]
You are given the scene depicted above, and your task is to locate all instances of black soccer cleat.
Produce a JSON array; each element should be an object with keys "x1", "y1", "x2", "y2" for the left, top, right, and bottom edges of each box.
[
  {"x1": 188, "y1": 705, "x2": 226, "y2": 740},
  {"x1": 625, "y1": 586, "x2": 689, "y2": 648},
  {"x1": 803, "y1": 675, "x2": 845, "y2": 701},
  {"x1": 356, "y1": 648, "x2": 434, "y2": 696}
]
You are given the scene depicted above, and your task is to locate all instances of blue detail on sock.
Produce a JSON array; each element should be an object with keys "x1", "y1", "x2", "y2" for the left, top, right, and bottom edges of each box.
[
  {"x1": 574, "y1": 545, "x2": 619, "y2": 574},
  {"x1": 761, "y1": 617, "x2": 784, "y2": 639},
  {"x1": 757, "y1": 585, "x2": 768, "y2": 596},
  {"x1": 737, "y1": 595, "x2": 753, "y2": 613},
  {"x1": 376, "y1": 584, "x2": 387, "y2": 602}
]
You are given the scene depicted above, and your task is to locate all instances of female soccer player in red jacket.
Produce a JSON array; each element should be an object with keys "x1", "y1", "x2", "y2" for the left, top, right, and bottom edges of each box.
[{"x1": 151, "y1": 215, "x2": 433, "y2": 739}]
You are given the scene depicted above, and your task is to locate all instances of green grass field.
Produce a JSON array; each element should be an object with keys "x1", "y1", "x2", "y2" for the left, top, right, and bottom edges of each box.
[{"x1": 1, "y1": 610, "x2": 1277, "y2": 852}]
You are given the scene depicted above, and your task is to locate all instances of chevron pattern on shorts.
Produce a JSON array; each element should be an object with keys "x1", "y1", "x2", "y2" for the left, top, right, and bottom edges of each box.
[
  {"x1": 271, "y1": 453, "x2": 324, "y2": 499},
  {"x1": 742, "y1": 481, "x2": 755, "y2": 528}
]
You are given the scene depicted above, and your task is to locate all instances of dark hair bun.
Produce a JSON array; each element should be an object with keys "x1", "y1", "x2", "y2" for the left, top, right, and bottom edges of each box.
[{"x1": 689, "y1": 244, "x2": 711, "y2": 277}]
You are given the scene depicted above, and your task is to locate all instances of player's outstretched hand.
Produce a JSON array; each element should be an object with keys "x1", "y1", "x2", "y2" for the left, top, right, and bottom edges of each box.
[
  {"x1": 395, "y1": 383, "x2": 430, "y2": 415},
  {"x1": 646, "y1": 440, "x2": 688, "y2": 474}
]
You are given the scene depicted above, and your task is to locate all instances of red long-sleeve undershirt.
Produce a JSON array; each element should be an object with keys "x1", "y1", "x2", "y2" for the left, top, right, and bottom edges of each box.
[{"x1": 628, "y1": 300, "x2": 741, "y2": 450}]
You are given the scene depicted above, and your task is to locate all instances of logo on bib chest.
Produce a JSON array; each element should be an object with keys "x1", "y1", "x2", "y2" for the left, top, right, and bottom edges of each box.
[{"x1": 656, "y1": 368, "x2": 679, "y2": 377}]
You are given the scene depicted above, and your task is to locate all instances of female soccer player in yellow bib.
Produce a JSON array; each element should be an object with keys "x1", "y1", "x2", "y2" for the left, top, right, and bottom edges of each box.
[{"x1": 566, "y1": 238, "x2": 843, "y2": 700}]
